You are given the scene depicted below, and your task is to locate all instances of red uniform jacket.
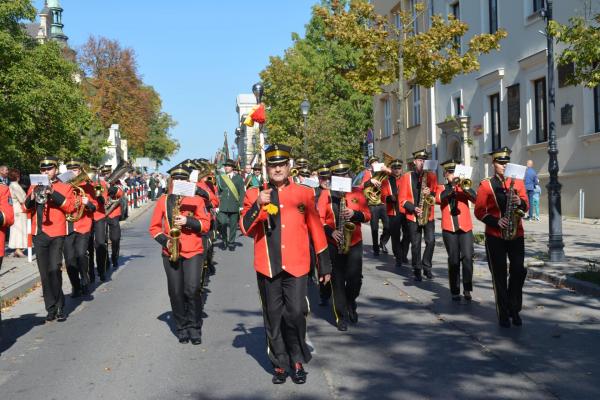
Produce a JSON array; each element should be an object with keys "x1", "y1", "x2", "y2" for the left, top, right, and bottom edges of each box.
[
  {"x1": 196, "y1": 181, "x2": 219, "y2": 209},
  {"x1": 25, "y1": 181, "x2": 76, "y2": 237},
  {"x1": 399, "y1": 171, "x2": 437, "y2": 223},
  {"x1": 380, "y1": 175, "x2": 405, "y2": 217},
  {"x1": 435, "y1": 183, "x2": 476, "y2": 233},
  {"x1": 93, "y1": 180, "x2": 108, "y2": 221},
  {"x1": 240, "y1": 182, "x2": 331, "y2": 279},
  {"x1": 68, "y1": 182, "x2": 98, "y2": 235},
  {"x1": 474, "y1": 176, "x2": 529, "y2": 239},
  {"x1": 0, "y1": 184, "x2": 15, "y2": 257},
  {"x1": 107, "y1": 183, "x2": 124, "y2": 219},
  {"x1": 149, "y1": 194, "x2": 211, "y2": 259},
  {"x1": 359, "y1": 169, "x2": 372, "y2": 190},
  {"x1": 317, "y1": 188, "x2": 371, "y2": 247}
]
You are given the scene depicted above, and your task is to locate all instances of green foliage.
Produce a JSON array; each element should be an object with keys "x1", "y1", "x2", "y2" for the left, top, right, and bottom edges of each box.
[
  {"x1": 144, "y1": 111, "x2": 180, "y2": 166},
  {"x1": 549, "y1": 14, "x2": 600, "y2": 88}
]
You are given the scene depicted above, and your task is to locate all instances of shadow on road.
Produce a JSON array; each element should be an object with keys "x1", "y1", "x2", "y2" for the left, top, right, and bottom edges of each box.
[
  {"x1": 0, "y1": 313, "x2": 45, "y2": 355},
  {"x1": 231, "y1": 323, "x2": 272, "y2": 373}
]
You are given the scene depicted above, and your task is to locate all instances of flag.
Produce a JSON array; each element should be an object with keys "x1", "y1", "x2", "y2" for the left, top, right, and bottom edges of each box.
[
  {"x1": 244, "y1": 103, "x2": 266, "y2": 127},
  {"x1": 223, "y1": 131, "x2": 229, "y2": 160}
]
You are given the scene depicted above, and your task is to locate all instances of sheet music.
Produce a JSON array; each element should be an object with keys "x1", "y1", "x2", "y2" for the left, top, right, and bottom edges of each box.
[
  {"x1": 504, "y1": 163, "x2": 526, "y2": 180},
  {"x1": 171, "y1": 180, "x2": 196, "y2": 197},
  {"x1": 189, "y1": 170, "x2": 200, "y2": 183},
  {"x1": 330, "y1": 176, "x2": 352, "y2": 193},
  {"x1": 424, "y1": 160, "x2": 438, "y2": 171},
  {"x1": 372, "y1": 162, "x2": 384, "y2": 172},
  {"x1": 57, "y1": 170, "x2": 76, "y2": 183},
  {"x1": 301, "y1": 177, "x2": 319, "y2": 188},
  {"x1": 453, "y1": 164, "x2": 473, "y2": 179},
  {"x1": 29, "y1": 174, "x2": 50, "y2": 186}
]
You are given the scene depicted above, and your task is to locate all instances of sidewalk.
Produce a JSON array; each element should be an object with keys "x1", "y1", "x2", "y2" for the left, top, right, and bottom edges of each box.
[{"x1": 0, "y1": 201, "x2": 154, "y2": 308}]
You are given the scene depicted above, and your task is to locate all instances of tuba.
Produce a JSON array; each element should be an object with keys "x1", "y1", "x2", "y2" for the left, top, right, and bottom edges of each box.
[
  {"x1": 417, "y1": 172, "x2": 435, "y2": 226},
  {"x1": 168, "y1": 195, "x2": 182, "y2": 262},
  {"x1": 501, "y1": 177, "x2": 526, "y2": 240},
  {"x1": 105, "y1": 161, "x2": 134, "y2": 215},
  {"x1": 336, "y1": 194, "x2": 356, "y2": 255},
  {"x1": 65, "y1": 166, "x2": 92, "y2": 222},
  {"x1": 363, "y1": 171, "x2": 388, "y2": 206}
]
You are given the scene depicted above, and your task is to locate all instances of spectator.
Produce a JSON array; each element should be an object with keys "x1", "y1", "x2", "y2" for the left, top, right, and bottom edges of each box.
[
  {"x1": 8, "y1": 169, "x2": 27, "y2": 257},
  {"x1": 532, "y1": 183, "x2": 541, "y2": 221},
  {"x1": 149, "y1": 174, "x2": 156, "y2": 200},
  {"x1": 0, "y1": 165, "x2": 8, "y2": 185},
  {"x1": 524, "y1": 160, "x2": 539, "y2": 220}
]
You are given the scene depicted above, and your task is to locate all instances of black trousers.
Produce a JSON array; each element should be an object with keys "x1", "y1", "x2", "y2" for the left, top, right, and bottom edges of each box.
[
  {"x1": 485, "y1": 235, "x2": 527, "y2": 320},
  {"x1": 389, "y1": 214, "x2": 410, "y2": 263},
  {"x1": 93, "y1": 218, "x2": 108, "y2": 279},
  {"x1": 107, "y1": 216, "x2": 121, "y2": 267},
  {"x1": 88, "y1": 220, "x2": 95, "y2": 272},
  {"x1": 369, "y1": 204, "x2": 389, "y2": 248},
  {"x1": 257, "y1": 271, "x2": 311, "y2": 369},
  {"x1": 407, "y1": 220, "x2": 435, "y2": 272},
  {"x1": 33, "y1": 233, "x2": 65, "y2": 314},
  {"x1": 442, "y1": 230, "x2": 474, "y2": 295},
  {"x1": 331, "y1": 241, "x2": 363, "y2": 323},
  {"x1": 64, "y1": 231, "x2": 91, "y2": 291},
  {"x1": 163, "y1": 253, "x2": 204, "y2": 339}
]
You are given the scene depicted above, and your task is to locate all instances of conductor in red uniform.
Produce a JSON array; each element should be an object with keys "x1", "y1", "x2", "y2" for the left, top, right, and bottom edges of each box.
[
  {"x1": 436, "y1": 160, "x2": 477, "y2": 301},
  {"x1": 24, "y1": 157, "x2": 76, "y2": 321},
  {"x1": 475, "y1": 147, "x2": 528, "y2": 327},
  {"x1": 399, "y1": 150, "x2": 438, "y2": 281},
  {"x1": 318, "y1": 159, "x2": 371, "y2": 332},
  {"x1": 240, "y1": 144, "x2": 332, "y2": 385},
  {"x1": 149, "y1": 164, "x2": 211, "y2": 344}
]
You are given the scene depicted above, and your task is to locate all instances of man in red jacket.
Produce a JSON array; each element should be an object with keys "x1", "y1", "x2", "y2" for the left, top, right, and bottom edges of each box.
[
  {"x1": 24, "y1": 157, "x2": 76, "y2": 321},
  {"x1": 399, "y1": 150, "x2": 438, "y2": 281},
  {"x1": 436, "y1": 160, "x2": 477, "y2": 302},
  {"x1": 475, "y1": 147, "x2": 529, "y2": 328},
  {"x1": 240, "y1": 144, "x2": 331, "y2": 385},
  {"x1": 318, "y1": 159, "x2": 371, "y2": 332},
  {"x1": 101, "y1": 164, "x2": 125, "y2": 270},
  {"x1": 380, "y1": 159, "x2": 410, "y2": 267}
]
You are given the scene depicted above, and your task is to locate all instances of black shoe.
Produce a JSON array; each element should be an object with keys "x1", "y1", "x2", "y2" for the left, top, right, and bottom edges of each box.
[
  {"x1": 380, "y1": 243, "x2": 388, "y2": 254},
  {"x1": 190, "y1": 338, "x2": 202, "y2": 345},
  {"x1": 81, "y1": 285, "x2": 89, "y2": 295},
  {"x1": 56, "y1": 308, "x2": 66, "y2": 322},
  {"x1": 463, "y1": 291, "x2": 472, "y2": 301},
  {"x1": 511, "y1": 312, "x2": 522, "y2": 326},
  {"x1": 45, "y1": 312, "x2": 57, "y2": 322},
  {"x1": 395, "y1": 259, "x2": 403, "y2": 268},
  {"x1": 208, "y1": 264, "x2": 216, "y2": 275},
  {"x1": 499, "y1": 317, "x2": 511, "y2": 328},
  {"x1": 424, "y1": 270, "x2": 434, "y2": 279},
  {"x1": 291, "y1": 363, "x2": 307, "y2": 384},
  {"x1": 228, "y1": 245, "x2": 235, "y2": 251},
  {"x1": 71, "y1": 288, "x2": 82, "y2": 299},
  {"x1": 402, "y1": 258, "x2": 409, "y2": 265},
  {"x1": 372, "y1": 246, "x2": 379, "y2": 256},
  {"x1": 337, "y1": 320, "x2": 348, "y2": 331},
  {"x1": 178, "y1": 336, "x2": 190, "y2": 344},
  {"x1": 272, "y1": 368, "x2": 287, "y2": 384},
  {"x1": 452, "y1": 294, "x2": 461, "y2": 301},
  {"x1": 413, "y1": 271, "x2": 422, "y2": 282},
  {"x1": 99, "y1": 274, "x2": 107, "y2": 282},
  {"x1": 348, "y1": 309, "x2": 358, "y2": 324}
]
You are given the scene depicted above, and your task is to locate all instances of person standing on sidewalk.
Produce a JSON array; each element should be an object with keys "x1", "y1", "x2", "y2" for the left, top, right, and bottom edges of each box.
[
  {"x1": 240, "y1": 144, "x2": 332, "y2": 385},
  {"x1": 0, "y1": 178, "x2": 15, "y2": 269},
  {"x1": 524, "y1": 160, "x2": 538, "y2": 221},
  {"x1": 436, "y1": 160, "x2": 477, "y2": 302},
  {"x1": 216, "y1": 159, "x2": 245, "y2": 251},
  {"x1": 8, "y1": 169, "x2": 27, "y2": 258},
  {"x1": 532, "y1": 183, "x2": 541, "y2": 221},
  {"x1": 475, "y1": 147, "x2": 529, "y2": 328},
  {"x1": 24, "y1": 157, "x2": 76, "y2": 322}
]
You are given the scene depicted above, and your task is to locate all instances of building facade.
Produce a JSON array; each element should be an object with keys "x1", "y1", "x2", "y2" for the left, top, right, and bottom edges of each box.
[
  {"x1": 25, "y1": 1, "x2": 69, "y2": 45},
  {"x1": 235, "y1": 94, "x2": 260, "y2": 167}
]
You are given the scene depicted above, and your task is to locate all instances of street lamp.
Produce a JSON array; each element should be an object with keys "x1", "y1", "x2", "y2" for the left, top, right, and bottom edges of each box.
[
  {"x1": 300, "y1": 98, "x2": 310, "y2": 154},
  {"x1": 543, "y1": 0, "x2": 565, "y2": 262}
]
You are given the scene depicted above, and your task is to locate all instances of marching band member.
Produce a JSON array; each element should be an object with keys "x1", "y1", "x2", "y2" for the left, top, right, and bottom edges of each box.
[
  {"x1": 100, "y1": 165, "x2": 125, "y2": 270},
  {"x1": 399, "y1": 150, "x2": 437, "y2": 282},
  {"x1": 90, "y1": 166, "x2": 109, "y2": 282},
  {"x1": 194, "y1": 161, "x2": 219, "y2": 276},
  {"x1": 216, "y1": 159, "x2": 245, "y2": 251},
  {"x1": 436, "y1": 160, "x2": 476, "y2": 301},
  {"x1": 361, "y1": 156, "x2": 389, "y2": 256},
  {"x1": 475, "y1": 147, "x2": 528, "y2": 327},
  {"x1": 380, "y1": 159, "x2": 409, "y2": 267},
  {"x1": 24, "y1": 157, "x2": 76, "y2": 321},
  {"x1": 63, "y1": 159, "x2": 97, "y2": 297},
  {"x1": 315, "y1": 164, "x2": 332, "y2": 306},
  {"x1": 240, "y1": 144, "x2": 331, "y2": 385},
  {"x1": 318, "y1": 159, "x2": 371, "y2": 332},
  {"x1": 149, "y1": 165, "x2": 210, "y2": 344}
]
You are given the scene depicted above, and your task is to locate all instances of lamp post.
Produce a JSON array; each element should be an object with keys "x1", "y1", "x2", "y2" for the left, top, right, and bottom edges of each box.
[
  {"x1": 300, "y1": 98, "x2": 310, "y2": 154},
  {"x1": 542, "y1": 0, "x2": 565, "y2": 262}
]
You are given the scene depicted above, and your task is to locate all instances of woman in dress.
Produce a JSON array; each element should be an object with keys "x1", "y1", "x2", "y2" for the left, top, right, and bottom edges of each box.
[{"x1": 8, "y1": 169, "x2": 27, "y2": 257}]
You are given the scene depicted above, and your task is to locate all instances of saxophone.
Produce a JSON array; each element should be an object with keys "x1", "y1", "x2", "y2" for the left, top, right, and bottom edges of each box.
[
  {"x1": 501, "y1": 178, "x2": 526, "y2": 240},
  {"x1": 336, "y1": 194, "x2": 356, "y2": 255},
  {"x1": 168, "y1": 195, "x2": 183, "y2": 262},
  {"x1": 417, "y1": 172, "x2": 435, "y2": 226}
]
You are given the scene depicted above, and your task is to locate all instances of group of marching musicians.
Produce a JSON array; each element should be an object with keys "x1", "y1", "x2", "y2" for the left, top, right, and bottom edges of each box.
[{"x1": 0, "y1": 157, "x2": 127, "y2": 323}]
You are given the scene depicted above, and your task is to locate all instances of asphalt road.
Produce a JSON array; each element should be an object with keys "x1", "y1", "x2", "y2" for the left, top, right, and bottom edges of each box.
[{"x1": 1, "y1": 207, "x2": 599, "y2": 400}]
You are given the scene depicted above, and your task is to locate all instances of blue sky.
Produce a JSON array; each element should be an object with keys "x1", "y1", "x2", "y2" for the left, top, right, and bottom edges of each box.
[{"x1": 34, "y1": 0, "x2": 316, "y2": 170}]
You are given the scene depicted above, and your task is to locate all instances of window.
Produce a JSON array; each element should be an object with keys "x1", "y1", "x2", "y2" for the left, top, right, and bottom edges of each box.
[
  {"x1": 558, "y1": 63, "x2": 575, "y2": 88},
  {"x1": 451, "y1": 2, "x2": 460, "y2": 47},
  {"x1": 533, "y1": 0, "x2": 545, "y2": 13},
  {"x1": 488, "y1": 0, "x2": 498, "y2": 33},
  {"x1": 412, "y1": 85, "x2": 421, "y2": 126},
  {"x1": 490, "y1": 93, "x2": 501, "y2": 150},
  {"x1": 410, "y1": 0, "x2": 418, "y2": 34},
  {"x1": 383, "y1": 98, "x2": 392, "y2": 137},
  {"x1": 507, "y1": 84, "x2": 520, "y2": 131},
  {"x1": 533, "y1": 78, "x2": 548, "y2": 143},
  {"x1": 594, "y1": 85, "x2": 600, "y2": 133},
  {"x1": 453, "y1": 95, "x2": 462, "y2": 117},
  {"x1": 394, "y1": 11, "x2": 401, "y2": 30}
]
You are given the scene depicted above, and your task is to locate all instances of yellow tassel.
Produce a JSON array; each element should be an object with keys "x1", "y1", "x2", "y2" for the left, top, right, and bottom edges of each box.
[{"x1": 263, "y1": 203, "x2": 279, "y2": 215}]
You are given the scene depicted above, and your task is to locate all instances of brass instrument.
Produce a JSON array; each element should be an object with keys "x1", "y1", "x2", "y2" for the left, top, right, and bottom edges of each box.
[
  {"x1": 65, "y1": 166, "x2": 92, "y2": 222},
  {"x1": 336, "y1": 194, "x2": 356, "y2": 255},
  {"x1": 34, "y1": 185, "x2": 50, "y2": 204},
  {"x1": 363, "y1": 171, "x2": 388, "y2": 206},
  {"x1": 501, "y1": 177, "x2": 526, "y2": 240},
  {"x1": 417, "y1": 172, "x2": 435, "y2": 226},
  {"x1": 451, "y1": 177, "x2": 473, "y2": 191},
  {"x1": 104, "y1": 161, "x2": 134, "y2": 215},
  {"x1": 168, "y1": 195, "x2": 183, "y2": 262},
  {"x1": 290, "y1": 167, "x2": 299, "y2": 177}
]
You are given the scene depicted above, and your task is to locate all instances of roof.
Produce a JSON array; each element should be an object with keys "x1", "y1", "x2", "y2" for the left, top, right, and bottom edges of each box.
[{"x1": 24, "y1": 23, "x2": 41, "y2": 38}]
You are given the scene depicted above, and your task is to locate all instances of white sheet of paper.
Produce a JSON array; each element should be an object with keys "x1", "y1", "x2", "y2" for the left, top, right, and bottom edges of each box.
[
  {"x1": 330, "y1": 176, "x2": 352, "y2": 193},
  {"x1": 189, "y1": 170, "x2": 199, "y2": 183},
  {"x1": 301, "y1": 177, "x2": 319, "y2": 188},
  {"x1": 453, "y1": 164, "x2": 473, "y2": 180},
  {"x1": 424, "y1": 160, "x2": 438, "y2": 171},
  {"x1": 504, "y1": 163, "x2": 527, "y2": 180},
  {"x1": 57, "y1": 170, "x2": 76, "y2": 183},
  {"x1": 372, "y1": 162, "x2": 384, "y2": 172},
  {"x1": 30, "y1": 174, "x2": 50, "y2": 186},
  {"x1": 171, "y1": 180, "x2": 196, "y2": 197}
]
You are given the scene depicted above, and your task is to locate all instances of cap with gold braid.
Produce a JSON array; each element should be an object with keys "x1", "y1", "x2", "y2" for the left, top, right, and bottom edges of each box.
[
  {"x1": 412, "y1": 149, "x2": 429, "y2": 160},
  {"x1": 440, "y1": 159, "x2": 460, "y2": 172},
  {"x1": 490, "y1": 146, "x2": 511, "y2": 163},
  {"x1": 367, "y1": 156, "x2": 379, "y2": 165},
  {"x1": 265, "y1": 144, "x2": 291, "y2": 165},
  {"x1": 167, "y1": 163, "x2": 191, "y2": 180},
  {"x1": 328, "y1": 159, "x2": 351, "y2": 176},
  {"x1": 390, "y1": 159, "x2": 404, "y2": 169},
  {"x1": 316, "y1": 164, "x2": 331, "y2": 178},
  {"x1": 65, "y1": 158, "x2": 82, "y2": 170},
  {"x1": 39, "y1": 156, "x2": 59, "y2": 169},
  {"x1": 295, "y1": 157, "x2": 309, "y2": 169},
  {"x1": 298, "y1": 168, "x2": 311, "y2": 178}
]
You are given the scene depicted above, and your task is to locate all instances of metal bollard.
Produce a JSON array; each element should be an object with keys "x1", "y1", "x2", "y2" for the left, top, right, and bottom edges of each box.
[{"x1": 579, "y1": 188, "x2": 585, "y2": 222}]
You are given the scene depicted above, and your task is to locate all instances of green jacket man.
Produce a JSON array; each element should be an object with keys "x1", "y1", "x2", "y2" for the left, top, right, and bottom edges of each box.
[{"x1": 216, "y1": 159, "x2": 245, "y2": 250}]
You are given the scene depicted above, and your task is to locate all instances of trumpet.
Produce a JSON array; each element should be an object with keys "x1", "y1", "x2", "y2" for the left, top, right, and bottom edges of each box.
[
  {"x1": 34, "y1": 185, "x2": 50, "y2": 204},
  {"x1": 451, "y1": 177, "x2": 472, "y2": 191},
  {"x1": 290, "y1": 167, "x2": 299, "y2": 177}
]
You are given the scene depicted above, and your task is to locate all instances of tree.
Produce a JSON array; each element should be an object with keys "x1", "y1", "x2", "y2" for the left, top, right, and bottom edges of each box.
[
  {"x1": 0, "y1": 1, "x2": 97, "y2": 171},
  {"x1": 315, "y1": 0, "x2": 507, "y2": 160},
  {"x1": 549, "y1": 12, "x2": 600, "y2": 87}
]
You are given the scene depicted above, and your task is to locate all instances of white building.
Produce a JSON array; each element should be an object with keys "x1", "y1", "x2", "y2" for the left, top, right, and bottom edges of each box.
[
  {"x1": 102, "y1": 124, "x2": 128, "y2": 168},
  {"x1": 235, "y1": 94, "x2": 260, "y2": 167}
]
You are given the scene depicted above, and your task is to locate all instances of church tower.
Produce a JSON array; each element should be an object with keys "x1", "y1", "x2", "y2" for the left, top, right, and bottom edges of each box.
[{"x1": 47, "y1": 0, "x2": 68, "y2": 45}]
